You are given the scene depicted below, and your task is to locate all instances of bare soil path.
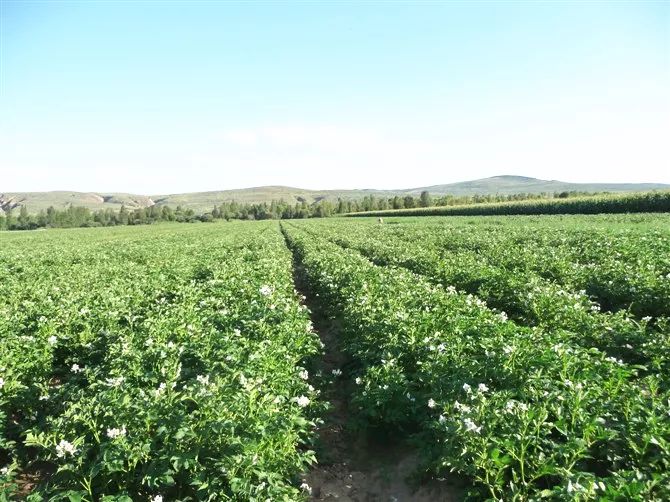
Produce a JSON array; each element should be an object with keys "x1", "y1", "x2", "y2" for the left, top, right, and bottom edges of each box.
[{"x1": 284, "y1": 227, "x2": 462, "y2": 502}]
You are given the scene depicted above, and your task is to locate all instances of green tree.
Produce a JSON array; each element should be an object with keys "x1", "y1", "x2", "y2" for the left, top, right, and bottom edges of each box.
[
  {"x1": 161, "y1": 206, "x2": 175, "y2": 221},
  {"x1": 18, "y1": 205, "x2": 30, "y2": 228},
  {"x1": 133, "y1": 207, "x2": 147, "y2": 224},
  {"x1": 118, "y1": 205, "x2": 129, "y2": 225},
  {"x1": 5, "y1": 207, "x2": 13, "y2": 229},
  {"x1": 314, "y1": 200, "x2": 333, "y2": 218},
  {"x1": 419, "y1": 191, "x2": 432, "y2": 207},
  {"x1": 148, "y1": 205, "x2": 161, "y2": 221},
  {"x1": 46, "y1": 206, "x2": 57, "y2": 226},
  {"x1": 36, "y1": 210, "x2": 47, "y2": 227}
]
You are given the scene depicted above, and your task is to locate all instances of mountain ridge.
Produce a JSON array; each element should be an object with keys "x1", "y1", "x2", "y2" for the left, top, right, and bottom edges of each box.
[{"x1": 2, "y1": 176, "x2": 669, "y2": 214}]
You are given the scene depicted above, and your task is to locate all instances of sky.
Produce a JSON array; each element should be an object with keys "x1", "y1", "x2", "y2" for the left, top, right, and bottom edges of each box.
[{"x1": 0, "y1": 0, "x2": 668, "y2": 194}]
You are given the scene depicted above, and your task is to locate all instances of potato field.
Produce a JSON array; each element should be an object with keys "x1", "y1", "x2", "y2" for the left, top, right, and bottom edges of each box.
[{"x1": 1, "y1": 214, "x2": 669, "y2": 501}]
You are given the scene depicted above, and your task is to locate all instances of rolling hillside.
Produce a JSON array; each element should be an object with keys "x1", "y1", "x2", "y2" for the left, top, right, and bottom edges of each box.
[
  {"x1": 407, "y1": 175, "x2": 670, "y2": 196},
  {"x1": 3, "y1": 176, "x2": 668, "y2": 214},
  {"x1": 0, "y1": 192, "x2": 154, "y2": 214}
]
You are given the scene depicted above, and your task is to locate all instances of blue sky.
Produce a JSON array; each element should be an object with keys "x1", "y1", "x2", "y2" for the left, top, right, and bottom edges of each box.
[{"x1": 1, "y1": 1, "x2": 668, "y2": 193}]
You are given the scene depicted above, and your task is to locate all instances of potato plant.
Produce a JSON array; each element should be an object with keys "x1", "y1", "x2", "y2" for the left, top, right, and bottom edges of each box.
[
  {"x1": 2, "y1": 213, "x2": 668, "y2": 501},
  {"x1": 301, "y1": 217, "x2": 670, "y2": 375},
  {"x1": 283, "y1": 220, "x2": 670, "y2": 500},
  {"x1": 0, "y1": 223, "x2": 321, "y2": 500}
]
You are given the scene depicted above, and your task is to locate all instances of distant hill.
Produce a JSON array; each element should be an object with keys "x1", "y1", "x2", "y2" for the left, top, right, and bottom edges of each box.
[
  {"x1": 408, "y1": 175, "x2": 670, "y2": 196},
  {"x1": 0, "y1": 192, "x2": 155, "y2": 214},
  {"x1": 3, "y1": 176, "x2": 668, "y2": 214}
]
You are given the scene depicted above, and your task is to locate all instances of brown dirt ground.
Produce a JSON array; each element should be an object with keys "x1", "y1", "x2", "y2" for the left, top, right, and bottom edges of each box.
[{"x1": 291, "y1": 260, "x2": 462, "y2": 502}]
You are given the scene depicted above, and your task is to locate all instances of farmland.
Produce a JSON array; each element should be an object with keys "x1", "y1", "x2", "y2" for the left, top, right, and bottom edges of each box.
[
  {"x1": 1, "y1": 214, "x2": 669, "y2": 500},
  {"x1": 0, "y1": 223, "x2": 322, "y2": 500}
]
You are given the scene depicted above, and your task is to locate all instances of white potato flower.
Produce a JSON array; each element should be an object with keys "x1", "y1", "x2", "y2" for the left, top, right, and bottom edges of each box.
[
  {"x1": 106, "y1": 427, "x2": 127, "y2": 439},
  {"x1": 295, "y1": 395, "x2": 310, "y2": 407},
  {"x1": 463, "y1": 418, "x2": 481, "y2": 433},
  {"x1": 105, "y1": 376, "x2": 125, "y2": 387},
  {"x1": 56, "y1": 439, "x2": 78, "y2": 457}
]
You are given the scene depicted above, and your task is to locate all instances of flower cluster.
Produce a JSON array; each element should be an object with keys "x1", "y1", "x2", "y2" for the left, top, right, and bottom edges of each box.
[
  {"x1": 55, "y1": 440, "x2": 77, "y2": 458},
  {"x1": 106, "y1": 427, "x2": 127, "y2": 439}
]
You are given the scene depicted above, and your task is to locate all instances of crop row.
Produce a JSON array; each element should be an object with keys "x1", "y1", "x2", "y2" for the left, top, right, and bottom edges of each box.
[
  {"x1": 348, "y1": 191, "x2": 670, "y2": 217},
  {"x1": 0, "y1": 223, "x2": 321, "y2": 500},
  {"x1": 282, "y1": 222, "x2": 670, "y2": 500},
  {"x1": 317, "y1": 216, "x2": 670, "y2": 319},
  {"x1": 387, "y1": 218, "x2": 669, "y2": 319},
  {"x1": 297, "y1": 219, "x2": 670, "y2": 375}
]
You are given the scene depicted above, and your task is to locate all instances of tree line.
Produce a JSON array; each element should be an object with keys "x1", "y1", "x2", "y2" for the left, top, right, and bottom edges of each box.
[
  {"x1": 349, "y1": 191, "x2": 670, "y2": 218},
  {"x1": 0, "y1": 190, "x2": 603, "y2": 231}
]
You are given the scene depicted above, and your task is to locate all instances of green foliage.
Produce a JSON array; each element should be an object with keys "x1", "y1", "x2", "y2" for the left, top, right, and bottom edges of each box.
[
  {"x1": 419, "y1": 191, "x2": 432, "y2": 207},
  {"x1": 350, "y1": 191, "x2": 670, "y2": 217},
  {"x1": 6, "y1": 189, "x2": 645, "y2": 233},
  {"x1": 282, "y1": 215, "x2": 670, "y2": 500},
  {"x1": 0, "y1": 222, "x2": 321, "y2": 499},
  {"x1": 3, "y1": 214, "x2": 669, "y2": 500}
]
